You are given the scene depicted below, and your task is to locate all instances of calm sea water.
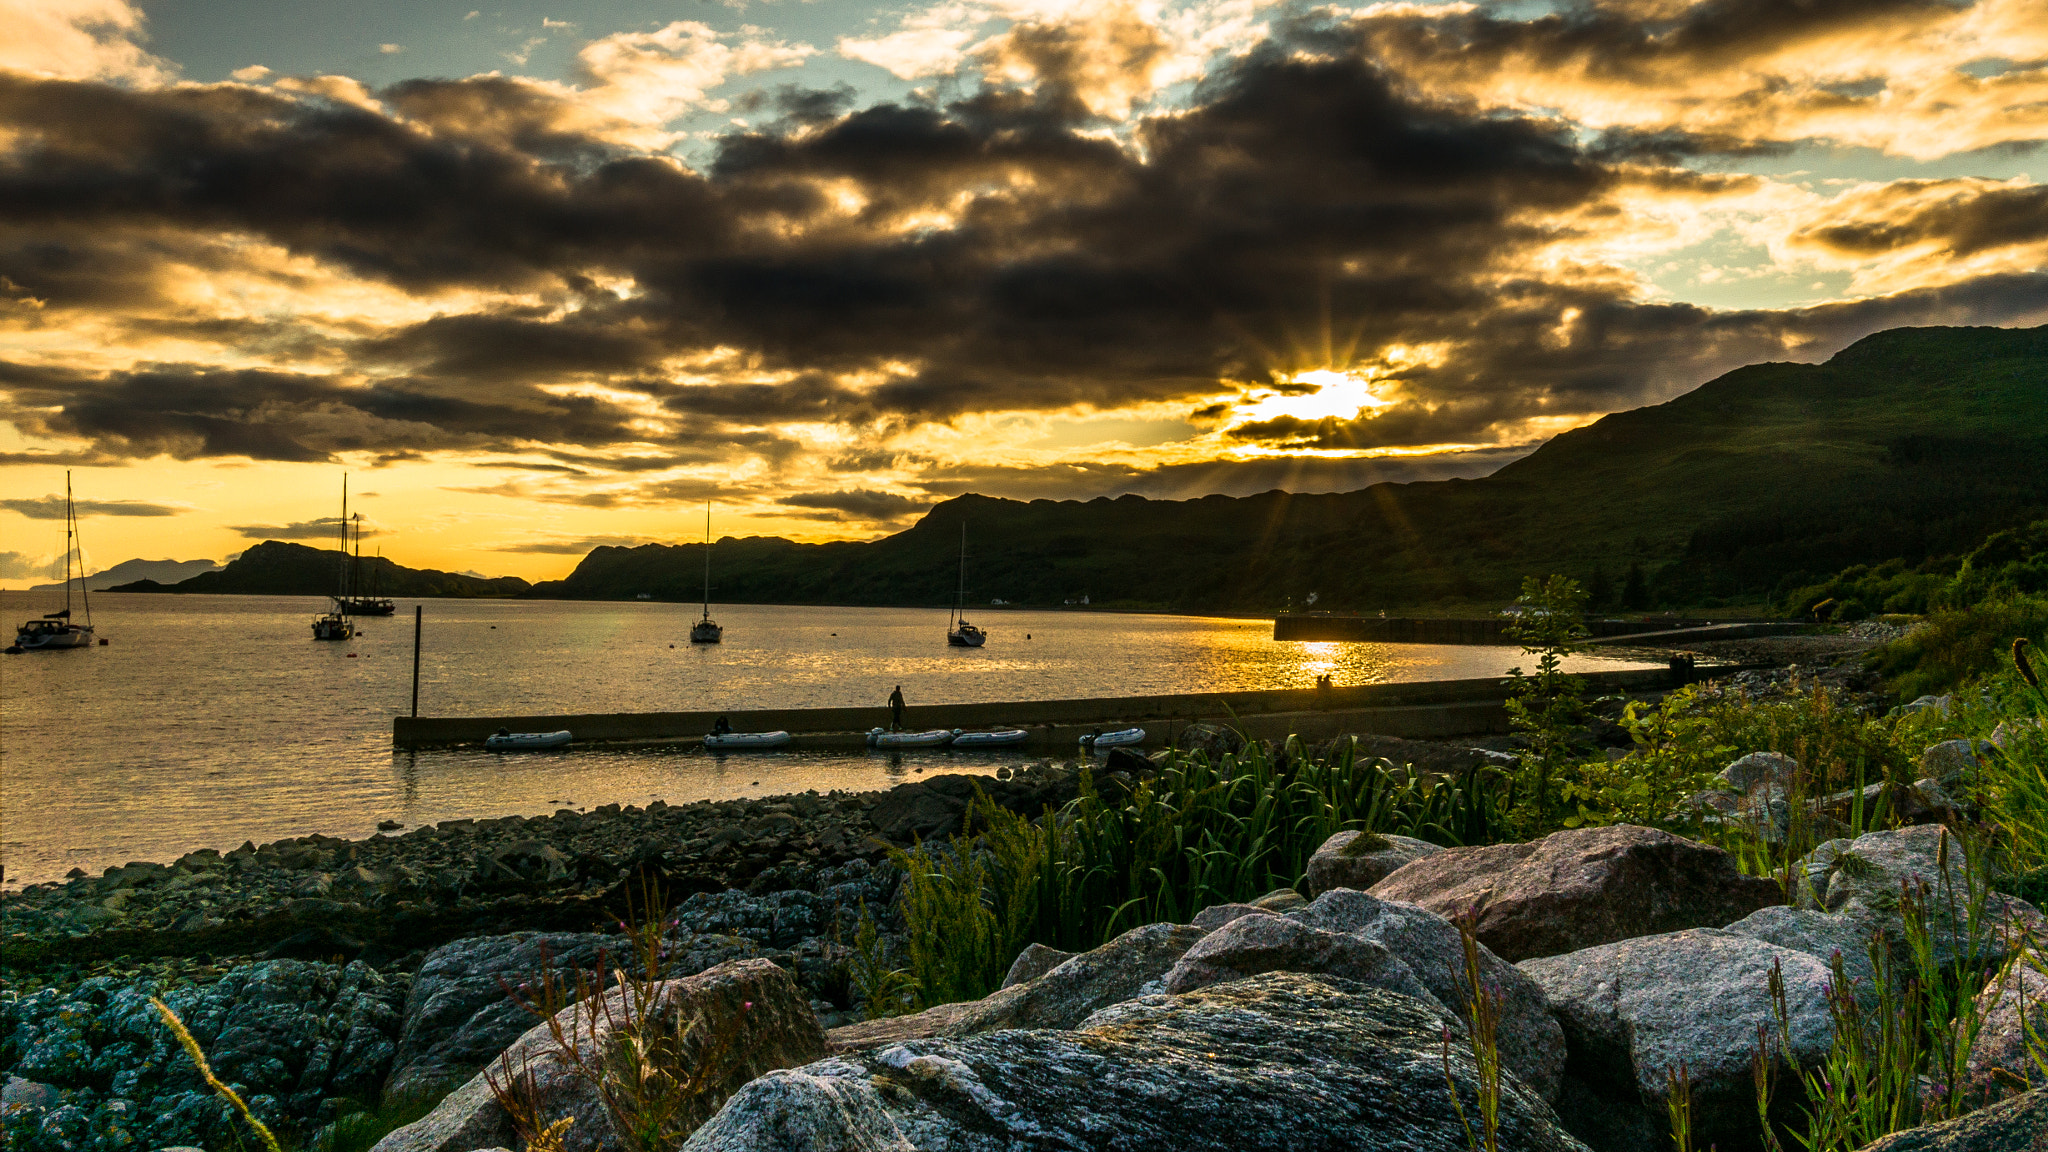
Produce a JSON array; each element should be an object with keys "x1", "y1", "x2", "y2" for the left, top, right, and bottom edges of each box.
[{"x1": 0, "y1": 593, "x2": 1655, "y2": 887}]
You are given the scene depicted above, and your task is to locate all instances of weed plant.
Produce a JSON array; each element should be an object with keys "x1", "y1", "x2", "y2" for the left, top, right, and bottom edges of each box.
[
  {"x1": 1442, "y1": 914, "x2": 1505, "y2": 1152},
  {"x1": 150, "y1": 998, "x2": 283, "y2": 1152},
  {"x1": 489, "y1": 881, "x2": 759, "y2": 1152},
  {"x1": 1502, "y1": 575, "x2": 1591, "y2": 836}
]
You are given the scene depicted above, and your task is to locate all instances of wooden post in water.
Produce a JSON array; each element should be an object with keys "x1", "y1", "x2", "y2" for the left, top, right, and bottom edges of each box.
[{"x1": 411, "y1": 605, "x2": 422, "y2": 718}]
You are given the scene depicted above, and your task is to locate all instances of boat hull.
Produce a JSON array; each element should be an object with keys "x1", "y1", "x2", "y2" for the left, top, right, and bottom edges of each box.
[
  {"x1": 1081, "y1": 727, "x2": 1147, "y2": 749},
  {"x1": 485, "y1": 730, "x2": 574, "y2": 750},
  {"x1": 690, "y1": 622, "x2": 724, "y2": 643},
  {"x1": 14, "y1": 625, "x2": 93, "y2": 650},
  {"x1": 947, "y1": 629, "x2": 986, "y2": 647},
  {"x1": 704, "y1": 730, "x2": 792, "y2": 749},
  {"x1": 950, "y1": 728, "x2": 1028, "y2": 747},
  {"x1": 312, "y1": 616, "x2": 354, "y2": 640},
  {"x1": 869, "y1": 728, "x2": 954, "y2": 748}
]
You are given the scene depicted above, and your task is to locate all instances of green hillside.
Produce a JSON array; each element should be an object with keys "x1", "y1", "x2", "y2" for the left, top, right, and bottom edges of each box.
[
  {"x1": 534, "y1": 324, "x2": 2048, "y2": 612},
  {"x1": 108, "y1": 540, "x2": 532, "y2": 598}
]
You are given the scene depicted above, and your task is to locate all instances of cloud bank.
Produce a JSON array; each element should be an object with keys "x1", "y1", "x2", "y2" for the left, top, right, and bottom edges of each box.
[{"x1": 0, "y1": 0, "x2": 2043, "y2": 537}]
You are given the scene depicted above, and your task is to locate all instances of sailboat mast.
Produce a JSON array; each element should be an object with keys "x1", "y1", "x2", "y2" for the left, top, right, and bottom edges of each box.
[
  {"x1": 338, "y1": 474, "x2": 351, "y2": 602},
  {"x1": 955, "y1": 523, "x2": 967, "y2": 625},
  {"x1": 72, "y1": 472, "x2": 91, "y2": 627},
  {"x1": 63, "y1": 471, "x2": 75, "y2": 620},
  {"x1": 702, "y1": 503, "x2": 712, "y2": 618}
]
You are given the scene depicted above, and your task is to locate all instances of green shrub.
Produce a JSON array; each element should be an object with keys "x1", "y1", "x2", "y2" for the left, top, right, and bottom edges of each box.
[
  {"x1": 1871, "y1": 595, "x2": 2048, "y2": 700},
  {"x1": 882, "y1": 738, "x2": 1508, "y2": 1010}
]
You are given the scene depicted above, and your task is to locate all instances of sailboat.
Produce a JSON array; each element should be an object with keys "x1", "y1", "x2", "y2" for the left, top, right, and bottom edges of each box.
[
  {"x1": 311, "y1": 477, "x2": 355, "y2": 641},
  {"x1": 689, "y1": 503, "x2": 723, "y2": 644},
  {"x1": 12, "y1": 472, "x2": 98, "y2": 651},
  {"x1": 947, "y1": 523, "x2": 987, "y2": 647},
  {"x1": 339, "y1": 517, "x2": 395, "y2": 616}
]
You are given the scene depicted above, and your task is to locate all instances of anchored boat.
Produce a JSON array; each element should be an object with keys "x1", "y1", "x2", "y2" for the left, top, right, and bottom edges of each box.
[
  {"x1": 690, "y1": 502, "x2": 724, "y2": 644},
  {"x1": 312, "y1": 475, "x2": 355, "y2": 641},
  {"x1": 950, "y1": 728, "x2": 1028, "y2": 747},
  {"x1": 946, "y1": 523, "x2": 986, "y2": 648},
  {"x1": 1080, "y1": 727, "x2": 1147, "y2": 749},
  {"x1": 869, "y1": 728, "x2": 954, "y2": 748},
  {"x1": 12, "y1": 472, "x2": 97, "y2": 652},
  {"x1": 704, "y1": 730, "x2": 792, "y2": 750},
  {"x1": 485, "y1": 729, "x2": 573, "y2": 750}
]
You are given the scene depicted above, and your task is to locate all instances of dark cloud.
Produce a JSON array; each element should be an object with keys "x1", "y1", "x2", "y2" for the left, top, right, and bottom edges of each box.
[
  {"x1": 227, "y1": 516, "x2": 385, "y2": 540},
  {"x1": 0, "y1": 5, "x2": 2042, "y2": 506},
  {"x1": 777, "y1": 488, "x2": 930, "y2": 520},
  {"x1": 2, "y1": 494, "x2": 182, "y2": 518},
  {"x1": 491, "y1": 533, "x2": 656, "y2": 553},
  {"x1": 1789, "y1": 180, "x2": 2048, "y2": 258}
]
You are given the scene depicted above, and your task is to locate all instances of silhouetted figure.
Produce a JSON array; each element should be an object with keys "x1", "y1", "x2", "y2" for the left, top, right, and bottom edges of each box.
[
  {"x1": 888, "y1": 684, "x2": 905, "y2": 731},
  {"x1": 712, "y1": 716, "x2": 732, "y2": 735}
]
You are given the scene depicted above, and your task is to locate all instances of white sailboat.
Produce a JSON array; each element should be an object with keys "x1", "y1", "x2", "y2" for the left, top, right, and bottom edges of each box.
[
  {"x1": 311, "y1": 476, "x2": 354, "y2": 641},
  {"x1": 689, "y1": 502, "x2": 723, "y2": 644},
  {"x1": 12, "y1": 472, "x2": 98, "y2": 651},
  {"x1": 947, "y1": 523, "x2": 986, "y2": 647}
]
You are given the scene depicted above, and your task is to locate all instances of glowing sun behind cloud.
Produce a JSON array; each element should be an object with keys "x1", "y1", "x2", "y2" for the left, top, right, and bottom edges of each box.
[{"x1": 1234, "y1": 368, "x2": 1400, "y2": 424}]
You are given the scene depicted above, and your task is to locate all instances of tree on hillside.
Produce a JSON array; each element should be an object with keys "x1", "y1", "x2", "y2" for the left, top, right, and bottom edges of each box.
[{"x1": 1621, "y1": 561, "x2": 1649, "y2": 610}]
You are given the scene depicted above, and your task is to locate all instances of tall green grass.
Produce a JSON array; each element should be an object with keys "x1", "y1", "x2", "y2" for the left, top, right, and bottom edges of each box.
[
  {"x1": 873, "y1": 736, "x2": 1505, "y2": 1012},
  {"x1": 1871, "y1": 595, "x2": 2048, "y2": 701}
]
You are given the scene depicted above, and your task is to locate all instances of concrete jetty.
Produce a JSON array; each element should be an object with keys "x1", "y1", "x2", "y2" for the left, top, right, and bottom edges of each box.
[
  {"x1": 1271, "y1": 614, "x2": 1805, "y2": 644},
  {"x1": 391, "y1": 664, "x2": 1752, "y2": 750}
]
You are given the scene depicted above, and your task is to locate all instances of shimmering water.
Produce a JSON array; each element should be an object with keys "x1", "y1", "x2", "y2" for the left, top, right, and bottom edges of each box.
[{"x1": 0, "y1": 592, "x2": 1655, "y2": 886}]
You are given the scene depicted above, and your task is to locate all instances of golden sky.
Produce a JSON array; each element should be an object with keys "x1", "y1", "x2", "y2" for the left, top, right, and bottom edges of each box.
[{"x1": 2, "y1": 0, "x2": 2044, "y2": 585}]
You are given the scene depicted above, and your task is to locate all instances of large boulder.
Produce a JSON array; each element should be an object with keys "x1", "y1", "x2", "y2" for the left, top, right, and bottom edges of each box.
[
  {"x1": 1162, "y1": 913, "x2": 1438, "y2": 1002},
  {"x1": 825, "y1": 1001, "x2": 982, "y2": 1051},
  {"x1": 869, "y1": 781, "x2": 968, "y2": 842},
  {"x1": 1722, "y1": 751, "x2": 1801, "y2": 795},
  {"x1": 1176, "y1": 722, "x2": 1245, "y2": 760},
  {"x1": 1722, "y1": 903, "x2": 1884, "y2": 999},
  {"x1": 1800, "y1": 824, "x2": 1971, "y2": 913},
  {"x1": 1304, "y1": 831, "x2": 1444, "y2": 897},
  {"x1": 384, "y1": 933, "x2": 617, "y2": 1103},
  {"x1": 1519, "y1": 929, "x2": 1837, "y2": 1145},
  {"x1": 684, "y1": 972, "x2": 1590, "y2": 1152},
  {"x1": 2, "y1": 960, "x2": 405, "y2": 1151},
  {"x1": 1960, "y1": 956, "x2": 2048, "y2": 1107},
  {"x1": 1858, "y1": 1084, "x2": 2048, "y2": 1151},
  {"x1": 370, "y1": 959, "x2": 824, "y2": 1152},
  {"x1": 944, "y1": 922, "x2": 1208, "y2": 1034},
  {"x1": 998, "y1": 943, "x2": 1073, "y2": 988},
  {"x1": 1293, "y1": 889, "x2": 1566, "y2": 1103},
  {"x1": 1796, "y1": 825, "x2": 2040, "y2": 971},
  {"x1": 1919, "y1": 740, "x2": 1986, "y2": 785},
  {"x1": 1370, "y1": 825, "x2": 1783, "y2": 961}
]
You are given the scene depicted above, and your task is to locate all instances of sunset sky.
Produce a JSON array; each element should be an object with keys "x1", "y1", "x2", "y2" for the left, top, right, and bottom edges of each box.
[{"x1": 2, "y1": 0, "x2": 2045, "y2": 585}]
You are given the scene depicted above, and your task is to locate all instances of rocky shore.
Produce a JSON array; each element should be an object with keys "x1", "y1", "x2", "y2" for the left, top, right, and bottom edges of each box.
[{"x1": 15, "y1": 646, "x2": 2041, "y2": 1152}]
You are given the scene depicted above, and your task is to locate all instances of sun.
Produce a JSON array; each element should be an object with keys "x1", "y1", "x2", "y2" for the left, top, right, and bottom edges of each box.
[{"x1": 1234, "y1": 368, "x2": 1399, "y2": 424}]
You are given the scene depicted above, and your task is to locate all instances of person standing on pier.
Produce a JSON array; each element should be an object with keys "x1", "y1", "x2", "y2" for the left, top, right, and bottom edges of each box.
[{"x1": 888, "y1": 684, "x2": 905, "y2": 730}]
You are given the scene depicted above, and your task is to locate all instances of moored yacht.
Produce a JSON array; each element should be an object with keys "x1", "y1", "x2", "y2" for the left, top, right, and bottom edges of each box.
[
  {"x1": 690, "y1": 503, "x2": 724, "y2": 643},
  {"x1": 946, "y1": 523, "x2": 987, "y2": 647},
  {"x1": 312, "y1": 476, "x2": 354, "y2": 641},
  {"x1": 13, "y1": 472, "x2": 97, "y2": 651}
]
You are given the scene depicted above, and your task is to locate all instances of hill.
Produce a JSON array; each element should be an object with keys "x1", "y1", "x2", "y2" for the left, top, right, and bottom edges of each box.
[
  {"x1": 108, "y1": 541, "x2": 531, "y2": 598},
  {"x1": 534, "y1": 324, "x2": 2048, "y2": 612},
  {"x1": 34, "y1": 558, "x2": 219, "y2": 592}
]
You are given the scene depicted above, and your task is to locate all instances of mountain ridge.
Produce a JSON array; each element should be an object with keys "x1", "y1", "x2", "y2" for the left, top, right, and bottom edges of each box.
[
  {"x1": 530, "y1": 324, "x2": 2048, "y2": 611},
  {"x1": 115, "y1": 324, "x2": 2048, "y2": 612},
  {"x1": 106, "y1": 541, "x2": 531, "y2": 599}
]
